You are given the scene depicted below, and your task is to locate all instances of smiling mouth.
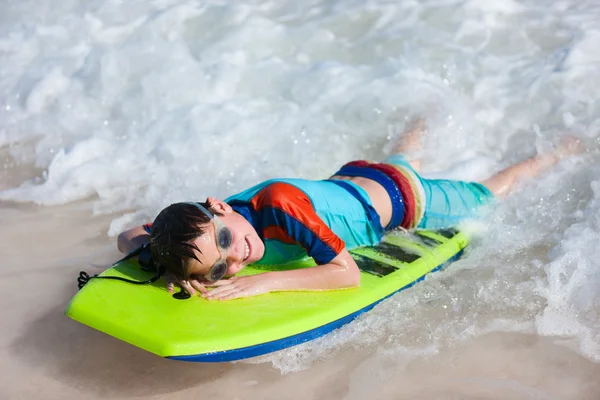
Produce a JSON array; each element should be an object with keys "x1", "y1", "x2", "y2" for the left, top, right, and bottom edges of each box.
[{"x1": 243, "y1": 237, "x2": 252, "y2": 262}]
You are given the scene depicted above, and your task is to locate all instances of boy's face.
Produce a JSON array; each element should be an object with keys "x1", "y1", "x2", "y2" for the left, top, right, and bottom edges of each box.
[{"x1": 187, "y1": 200, "x2": 265, "y2": 278}]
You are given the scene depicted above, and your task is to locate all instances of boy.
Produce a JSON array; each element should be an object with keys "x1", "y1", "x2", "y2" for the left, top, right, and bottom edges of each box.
[{"x1": 118, "y1": 123, "x2": 576, "y2": 301}]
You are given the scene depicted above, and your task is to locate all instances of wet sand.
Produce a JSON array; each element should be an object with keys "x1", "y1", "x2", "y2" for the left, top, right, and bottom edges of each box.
[{"x1": 1, "y1": 202, "x2": 600, "y2": 400}]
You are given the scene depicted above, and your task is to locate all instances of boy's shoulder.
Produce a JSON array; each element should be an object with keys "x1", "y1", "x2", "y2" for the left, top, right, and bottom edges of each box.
[
  {"x1": 226, "y1": 179, "x2": 311, "y2": 204},
  {"x1": 229, "y1": 179, "x2": 313, "y2": 211}
]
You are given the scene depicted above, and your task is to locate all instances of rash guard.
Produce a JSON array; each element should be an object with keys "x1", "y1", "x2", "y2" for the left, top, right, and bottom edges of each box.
[{"x1": 225, "y1": 179, "x2": 383, "y2": 265}]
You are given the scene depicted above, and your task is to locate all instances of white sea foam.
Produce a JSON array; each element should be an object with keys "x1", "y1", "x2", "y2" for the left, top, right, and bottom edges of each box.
[{"x1": 1, "y1": 0, "x2": 600, "y2": 374}]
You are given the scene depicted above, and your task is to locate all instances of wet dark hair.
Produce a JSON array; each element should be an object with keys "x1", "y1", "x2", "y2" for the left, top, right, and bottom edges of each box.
[{"x1": 149, "y1": 201, "x2": 221, "y2": 281}]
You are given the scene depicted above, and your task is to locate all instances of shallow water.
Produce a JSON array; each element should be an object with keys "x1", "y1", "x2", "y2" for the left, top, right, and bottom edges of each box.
[{"x1": 1, "y1": 0, "x2": 600, "y2": 398}]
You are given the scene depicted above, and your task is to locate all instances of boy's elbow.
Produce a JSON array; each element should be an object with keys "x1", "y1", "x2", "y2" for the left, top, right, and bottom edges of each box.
[
  {"x1": 117, "y1": 231, "x2": 128, "y2": 253},
  {"x1": 334, "y1": 263, "x2": 360, "y2": 288},
  {"x1": 346, "y1": 266, "x2": 361, "y2": 287},
  {"x1": 329, "y1": 251, "x2": 361, "y2": 288},
  {"x1": 117, "y1": 227, "x2": 144, "y2": 253}
]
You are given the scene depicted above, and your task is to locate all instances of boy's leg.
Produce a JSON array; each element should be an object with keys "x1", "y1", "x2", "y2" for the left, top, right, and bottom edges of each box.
[
  {"x1": 482, "y1": 136, "x2": 581, "y2": 198},
  {"x1": 481, "y1": 154, "x2": 556, "y2": 198},
  {"x1": 415, "y1": 137, "x2": 581, "y2": 228},
  {"x1": 384, "y1": 124, "x2": 581, "y2": 228},
  {"x1": 388, "y1": 119, "x2": 426, "y2": 172}
]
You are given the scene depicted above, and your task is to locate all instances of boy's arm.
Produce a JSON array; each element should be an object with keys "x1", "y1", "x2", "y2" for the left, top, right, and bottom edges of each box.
[
  {"x1": 117, "y1": 226, "x2": 150, "y2": 254},
  {"x1": 203, "y1": 249, "x2": 361, "y2": 301},
  {"x1": 267, "y1": 249, "x2": 361, "y2": 291}
]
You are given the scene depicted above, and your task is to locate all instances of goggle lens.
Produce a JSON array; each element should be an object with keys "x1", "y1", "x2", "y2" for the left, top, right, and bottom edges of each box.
[
  {"x1": 208, "y1": 261, "x2": 228, "y2": 282},
  {"x1": 217, "y1": 227, "x2": 233, "y2": 250}
]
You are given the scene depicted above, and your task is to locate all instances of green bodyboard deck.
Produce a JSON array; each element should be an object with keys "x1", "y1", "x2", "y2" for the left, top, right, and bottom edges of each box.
[{"x1": 65, "y1": 228, "x2": 468, "y2": 362}]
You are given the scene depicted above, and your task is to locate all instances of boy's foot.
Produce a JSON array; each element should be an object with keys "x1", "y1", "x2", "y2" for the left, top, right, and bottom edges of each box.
[
  {"x1": 556, "y1": 135, "x2": 583, "y2": 159},
  {"x1": 390, "y1": 118, "x2": 426, "y2": 155},
  {"x1": 538, "y1": 135, "x2": 583, "y2": 168},
  {"x1": 387, "y1": 118, "x2": 427, "y2": 172}
]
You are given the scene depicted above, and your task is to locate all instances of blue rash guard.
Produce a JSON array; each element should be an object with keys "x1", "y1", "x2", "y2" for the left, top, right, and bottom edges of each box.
[{"x1": 225, "y1": 179, "x2": 383, "y2": 265}]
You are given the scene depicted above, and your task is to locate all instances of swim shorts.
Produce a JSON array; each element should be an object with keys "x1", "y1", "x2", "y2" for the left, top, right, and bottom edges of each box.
[{"x1": 385, "y1": 154, "x2": 495, "y2": 229}]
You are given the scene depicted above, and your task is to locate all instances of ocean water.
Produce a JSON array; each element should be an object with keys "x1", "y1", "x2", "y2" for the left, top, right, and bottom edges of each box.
[{"x1": 2, "y1": 0, "x2": 600, "y2": 396}]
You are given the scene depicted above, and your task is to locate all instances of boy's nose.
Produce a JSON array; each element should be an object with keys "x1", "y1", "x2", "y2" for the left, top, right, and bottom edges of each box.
[{"x1": 227, "y1": 240, "x2": 245, "y2": 263}]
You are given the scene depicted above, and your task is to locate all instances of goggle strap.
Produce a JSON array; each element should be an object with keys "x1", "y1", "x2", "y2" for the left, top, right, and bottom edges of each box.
[{"x1": 185, "y1": 202, "x2": 214, "y2": 220}]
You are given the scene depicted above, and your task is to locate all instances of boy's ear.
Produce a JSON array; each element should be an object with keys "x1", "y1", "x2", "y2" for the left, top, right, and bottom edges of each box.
[{"x1": 206, "y1": 197, "x2": 233, "y2": 214}]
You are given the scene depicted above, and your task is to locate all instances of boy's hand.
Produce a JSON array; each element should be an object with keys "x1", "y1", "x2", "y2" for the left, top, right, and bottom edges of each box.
[
  {"x1": 201, "y1": 274, "x2": 272, "y2": 301},
  {"x1": 166, "y1": 274, "x2": 209, "y2": 296}
]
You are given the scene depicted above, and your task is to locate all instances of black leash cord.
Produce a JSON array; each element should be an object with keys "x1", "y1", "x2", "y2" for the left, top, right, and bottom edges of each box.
[
  {"x1": 77, "y1": 244, "x2": 161, "y2": 290},
  {"x1": 77, "y1": 271, "x2": 162, "y2": 290}
]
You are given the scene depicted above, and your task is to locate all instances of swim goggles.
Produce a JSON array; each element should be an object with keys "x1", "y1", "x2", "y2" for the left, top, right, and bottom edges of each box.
[{"x1": 187, "y1": 202, "x2": 233, "y2": 282}]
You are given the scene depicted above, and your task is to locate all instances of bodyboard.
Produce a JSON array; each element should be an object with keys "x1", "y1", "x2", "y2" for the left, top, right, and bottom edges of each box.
[{"x1": 65, "y1": 228, "x2": 467, "y2": 362}]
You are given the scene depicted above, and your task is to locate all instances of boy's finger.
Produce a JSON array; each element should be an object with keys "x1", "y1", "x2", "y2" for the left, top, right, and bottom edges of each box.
[
  {"x1": 204, "y1": 279, "x2": 233, "y2": 287},
  {"x1": 190, "y1": 280, "x2": 208, "y2": 294},
  {"x1": 181, "y1": 281, "x2": 196, "y2": 295},
  {"x1": 218, "y1": 290, "x2": 246, "y2": 301},
  {"x1": 206, "y1": 284, "x2": 240, "y2": 298}
]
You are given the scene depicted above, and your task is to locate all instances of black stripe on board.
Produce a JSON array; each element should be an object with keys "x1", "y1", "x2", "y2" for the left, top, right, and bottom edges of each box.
[
  {"x1": 435, "y1": 228, "x2": 459, "y2": 239},
  {"x1": 373, "y1": 242, "x2": 420, "y2": 263},
  {"x1": 352, "y1": 254, "x2": 399, "y2": 277},
  {"x1": 414, "y1": 232, "x2": 443, "y2": 247}
]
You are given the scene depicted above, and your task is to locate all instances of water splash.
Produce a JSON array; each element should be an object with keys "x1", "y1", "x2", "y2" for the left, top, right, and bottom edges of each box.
[{"x1": 1, "y1": 0, "x2": 600, "y2": 374}]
